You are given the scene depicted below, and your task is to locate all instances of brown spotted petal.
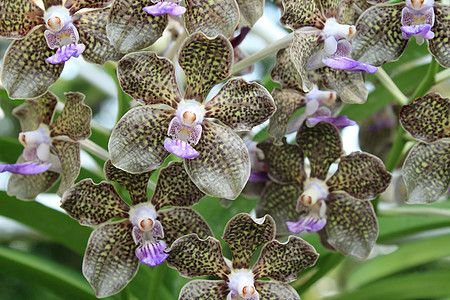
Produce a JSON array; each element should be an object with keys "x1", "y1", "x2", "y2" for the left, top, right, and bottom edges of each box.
[
  {"x1": 400, "y1": 93, "x2": 450, "y2": 143},
  {"x1": 73, "y1": 8, "x2": 123, "y2": 65},
  {"x1": 61, "y1": 179, "x2": 130, "y2": 226},
  {"x1": 166, "y1": 234, "x2": 231, "y2": 280},
  {"x1": 351, "y1": 3, "x2": 407, "y2": 66},
  {"x1": 1, "y1": 26, "x2": 64, "y2": 99},
  {"x1": 43, "y1": 0, "x2": 63, "y2": 10},
  {"x1": 296, "y1": 121, "x2": 344, "y2": 180},
  {"x1": 402, "y1": 139, "x2": 450, "y2": 203},
  {"x1": 270, "y1": 47, "x2": 304, "y2": 92},
  {"x1": 179, "y1": 280, "x2": 229, "y2": 300},
  {"x1": 254, "y1": 281, "x2": 300, "y2": 300},
  {"x1": 118, "y1": 51, "x2": 181, "y2": 107},
  {"x1": 184, "y1": 0, "x2": 239, "y2": 38},
  {"x1": 280, "y1": 0, "x2": 323, "y2": 29},
  {"x1": 104, "y1": 160, "x2": 153, "y2": 205},
  {"x1": 49, "y1": 92, "x2": 92, "y2": 140},
  {"x1": 252, "y1": 236, "x2": 318, "y2": 282},
  {"x1": 428, "y1": 3, "x2": 450, "y2": 68},
  {"x1": 12, "y1": 92, "x2": 57, "y2": 131},
  {"x1": 179, "y1": 33, "x2": 233, "y2": 102},
  {"x1": 51, "y1": 138, "x2": 81, "y2": 196},
  {"x1": 236, "y1": 0, "x2": 264, "y2": 27},
  {"x1": 184, "y1": 120, "x2": 250, "y2": 200},
  {"x1": 107, "y1": 0, "x2": 168, "y2": 53},
  {"x1": 256, "y1": 182, "x2": 301, "y2": 237},
  {"x1": 0, "y1": 0, "x2": 43, "y2": 38},
  {"x1": 204, "y1": 78, "x2": 275, "y2": 131},
  {"x1": 324, "y1": 192, "x2": 378, "y2": 258},
  {"x1": 109, "y1": 106, "x2": 173, "y2": 173},
  {"x1": 222, "y1": 213, "x2": 275, "y2": 270},
  {"x1": 83, "y1": 221, "x2": 139, "y2": 298},
  {"x1": 318, "y1": 0, "x2": 343, "y2": 18},
  {"x1": 151, "y1": 161, "x2": 205, "y2": 210},
  {"x1": 65, "y1": 0, "x2": 113, "y2": 14}
]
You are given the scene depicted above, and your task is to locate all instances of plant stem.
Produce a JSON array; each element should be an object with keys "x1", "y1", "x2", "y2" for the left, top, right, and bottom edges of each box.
[
  {"x1": 379, "y1": 207, "x2": 450, "y2": 218},
  {"x1": 374, "y1": 67, "x2": 408, "y2": 105},
  {"x1": 80, "y1": 139, "x2": 110, "y2": 161},
  {"x1": 435, "y1": 68, "x2": 450, "y2": 83}
]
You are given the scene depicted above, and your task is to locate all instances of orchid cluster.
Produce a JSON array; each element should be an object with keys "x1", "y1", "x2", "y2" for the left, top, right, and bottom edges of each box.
[{"x1": 0, "y1": 0, "x2": 448, "y2": 299}]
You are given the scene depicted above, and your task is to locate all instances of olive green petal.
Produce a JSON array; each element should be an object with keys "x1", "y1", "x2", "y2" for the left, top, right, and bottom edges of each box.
[
  {"x1": 325, "y1": 192, "x2": 378, "y2": 258},
  {"x1": 158, "y1": 207, "x2": 213, "y2": 246},
  {"x1": 280, "y1": 0, "x2": 323, "y2": 29},
  {"x1": 179, "y1": 280, "x2": 229, "y2": 300},
  {"x1": 402, "y1": 139, "x2": 450, "y2": 203},
  {"x1": 61, "y1": 179, "x2": 130, "y2": 226},
  {"x1": 400, "y1": 93, "x2": 450, "y2": 143},
  {"x1": 73, "y1": 8, "x2": 123, "y2": 65},
  {"x1": 204, "y1": 78, "x2": 276, "y2": 131},
  {"x1": 428, "y1": 3, "x2": 450, "y2": 68},
  {"x1": 222, "y1": 213, "x2": 275, "y2": 270},
  {"x1": 1, "y1": 26, "x2": 64, "y2": 99},
  {"x1": 257, "y1": 138, "x2": 306, "y2": 184},
  {"x1": 117, "y1": 51, "x2": 181, "y2": 107},
  {"x1": 270, "y1": 47, "x2": 304, "y2": 91},
  {"x1": 49, "y1": 92, "x2": 92, "y2": 140},
  {"x1": 0, "y1": 0, "x2": 43, "y2": 38},
  {"x1": 107, "y1": 0, "x2": 168, "y2": 53},
  {"x1": 83, "y1": 221, "x2": 138, "y2": 298},
  {"x1": 184, "y1": 120, "x2": 250, "y2": 200},
  {"x1": 65, "y1": 0, "x2": 113, "y2": 14},
  {"x1": 43, "y1": 0, "x2": 63, "y2": 10},
  {"x1": 151, "y1": 161, "x2": 205, "y2": 210},
  {"x1": 252, "y1": 236, "x2": 318, "y2": 282},
  {"x1": 327, "y1": 152, "x2": 392, "y2": 200},
  {"x1": 12, "y1": 92, "x2": 57, "y2": 131},
  {"x1": 166, "y1": 234, "x2": 230, "y2": 280},
  {"x1": 291, "y1": 32, "x2": 322, "y2": 92},
  {"x1": 351, "y1": 3, "x2": 407, "y2": 66},
  {"x1": 236, "y1": 0, "x2": 264, "y2": 27},
  {"x1": 318, "y1": 0, "x2": 342, "y2": 18},
  {"x1": 184, "y1": 0, "x2": 240, "y2": 38},
  {"x1": 296, "y1": 121, "x2": 343, "y2": 180},
  {"x1": 51, "y1": 138, "x2": 81, "y2": 196},
  {"x1": 267, "y1": 88, "x2": 307, "y2": 145},
  {"x1": 109, "y1": 106, "x2": 173, "y2": 173},
  {"x1": 179, "y1": 33, "x2": 233, "y2": 102},
  {"x1": 255, "y1": 281, "x2": 300, "y2": 300},
  {"x1": 104, "y1": 160, "x2": 153, "y2": 206},
  {"x1": 256, "y1": 182, "x2": 301, "y2": 237}
]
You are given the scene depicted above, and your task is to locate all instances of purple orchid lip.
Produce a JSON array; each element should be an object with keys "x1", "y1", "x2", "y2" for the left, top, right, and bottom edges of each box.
[
  {"x1": 136, "y1": 240, "x2": 169, "y2": 267},
  {"x1": 286, "y1": 216, "x2": 327, "y2": 234},
  {"x1": 400, "y1": 24, "x2": 435, "y2": 39},
  {"x1": 0, "y1": 162, "x2": 51, "y2": 175},
  {"x1": 322, "y1": 57, "x2": 378, "y2": 74},
  {"x1": 164, "y1": 138, "x2": 199, "y2": 159},
  {"x1": 46, "y1": 44, "x2": 85, "y2": 64},
  {"x1": 143, "y1": 2, "x2": 186, "y2": 16},
  {"x1": 308, "y1": 115, "x2": 356, "y2": 129}
]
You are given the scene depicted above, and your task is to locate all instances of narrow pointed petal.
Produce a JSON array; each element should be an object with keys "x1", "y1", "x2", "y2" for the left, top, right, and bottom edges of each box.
[
  {"x1": 107, "y1": 0, "x2": 168, "y2": 53},
  {"x1": 166, "y1": 234, "x2": 231, "y2": 280},
  {"x1": 325, "y1": 193, "x2": 378, "y2": 258},
  {"x1": 402, "y1": 139, "x2": 450, "y2": 203},
  {"x1": 50, "y1": 138, "x2": 80, "y2": 196},
  {"x1": 184, "y1": 121, "x2": 250, "y2": 200},
  {"x1": 179, "y1": 33, "x2": 233, "y2": 102},
  {"x1": 12, "y1": 92, "x2": 57, "y2": 131},
  {"x1": 307, "y1": 115, "x2": 356, "y2": 129},
  {"x1": 179, "y1": 280, "x2": 229, "y2": 300},
  {"x1": 65, "y1": 0, "x2": 113, "y2": 14},
  {"x1": 428, "y1": 3, "x2": 450, "y2": 67},
  {"x1": 83, "y1": 221, "x2": 138, "y2": 298},
  {"x1": 270, "y1": 47, "x2": 304, "y2": 91},
  {"x1": 280, "y1": 0, "x2": 322, "y2": 29},
  {"x1": 0, "y1": 163, "x2": 50, "y2": 175},
  {"x1": 296, "y1": 122, "x2": 344, "y2": 180},
  {"x1": 204, "y1": 78, "x2": 275, "y2": 131},
  {"x1": 0, "y1": 0, "x2": 43, "y2": 38},
  {"x1": 117, "y1": 51, "x2": 181, "y2": 107},
  {"x1": 254, "y1": 281, "x2": 300, "y2": 300},
  {"x1": 151, "y1": 161, "x2": 205, "y2": 210},
  {"x1": 236, "y1": 0, "x2": 264, "y2": 27},
  {"x1": 184, "y1": 0, "x2": 239, "y2": 38},
  {"x1": 322, "y1": 57, "x2": 378, "y2": 73},
  {"x1": 158, "y1": 207, "x2": 213, "y2": 246},
  {"x1": 222, "y1": 213, "x2": 275, "y2": 269},
  {"x1": 109, "y1": 106, "x2": 173, "y2": 173},
  {"x1": 1, "y1": 26, "x2": 64, "y2": 99},
  {"x1": 61, "y1": 179, "x2": 130, "y2": 226}
]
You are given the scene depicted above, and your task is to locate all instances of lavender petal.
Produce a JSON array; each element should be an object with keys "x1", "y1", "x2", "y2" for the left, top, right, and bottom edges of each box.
[
  {"x1": 401, "y1": 24, "x2": 435, "y2": 40},
  {"x1": 0, "y1": 162, "x2": 51, "y2": 175},
  {"x1": 307, "y1": 115, "x2": 356, "y2": 129},
  {"x1": 322, "y1": 57, "x2": 378, "y2": 74},
  {"x1": 143, "y1": 2, "x2": 186, "y2": 16},
  {"x1": 46, "y1": 44, "x2": 86, "y2": 64},
  {"x1": 136, "y1": 240, "x2": 170, "y2": 267},
  {"x1": 164, "y1": 138, "x2": 199, "y2": 159},
  {"x1": 286, "y1": 215, "x2": 327, "y2": 234}
]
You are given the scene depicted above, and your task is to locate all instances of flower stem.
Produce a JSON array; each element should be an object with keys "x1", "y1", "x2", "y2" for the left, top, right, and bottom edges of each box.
[
  {"x1": 435, "y1": 68, "x2": 450, "y2": 83},
  {"x1": 79, "y1": 139, "x2": 110, "y2": 161},
  {"x1": 374, "y1": 67, "x2": 408, "y2": 105},
  {"x1": 379, "y1": 207, "x2": 450, "y2": 218}
]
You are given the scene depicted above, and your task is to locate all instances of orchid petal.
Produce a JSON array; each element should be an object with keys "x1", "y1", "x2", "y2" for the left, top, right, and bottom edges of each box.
[
  {"x1": 143, "y1": 2, "x2": 186, "y2": 16},
  {"x1": 428, "y1": 3, "x2": 450, "y2": 67},
  {"x1": 280, "y1": 0, "x2": 322, "y2": 30},
  {"x1": 236, "y1": 0, "x2": 264, "y2": 27},
  {"x1": 12, "y1": 92, "x2": 57, "y2": 131},
  {"x1": 136, "y1": 240, "x2": 169, "y2": 266},
  {"x1": 254, "y1": 281, "x2": 300, "y2": 300},
  {"x1": 164, "y1": 139, "x2": 199, "y2": 159},
  {"x1": 179, "y1": 280, "x2": 229, "y2": 300},
  {"x1": 307, "y1": 115, "x2": 356, "y2": 129},
  {"x1": 270, "y1": 47, "x2": 304, "y2": 91},
  {"x1": 0, "y1": 0, "x2": 44, "y2": 38},
  {"x1": 322, "y1": 57, "x2": 378, "y2": 73},
  {"x1": 65, "y1": 0, "x2": 113, "y2": 14},
  {"x1": 0, "y1": 163, "x2": 50, "y2": 175},
  {"x1": 286, "y1": 215, "x2": 327, "y2": 234},
  {"x1": 46, "y1": 44, "x2": 85, "y2": 64}
]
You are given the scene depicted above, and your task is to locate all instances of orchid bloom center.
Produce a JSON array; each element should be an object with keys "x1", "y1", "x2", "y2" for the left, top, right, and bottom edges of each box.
[
  {"x1": 44, "y1": 6, "x2": 71, "y2": 33},
  {"x1": 130, "y1": 204, "x2": 158, "y2": 231},
  {"x1": 323, "y1": 18, "x2": 356, "y2": 41},
  {"x1": 18, "y1": 125, "x2": 51, "y2": 163},
  {"x1": 407, "y1": 0, "x2": 434, "y2": 11},
  {"x1": 299, "y1": 179, "x2": 328, "y2": 207},
  {"x1": 228, "y1": 270, "x2": 259, "y2": 300},
  {"x1": 306, "y1": 88, "x2": 337, "y2": 107}
]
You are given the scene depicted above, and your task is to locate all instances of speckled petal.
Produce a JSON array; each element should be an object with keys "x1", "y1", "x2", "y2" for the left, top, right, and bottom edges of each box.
[
  {"x1": 327, "y1": 152, "x2": 392, "y2": 200},
  {"x1": 179, "y1": 33, "x2": 233, "y2": 102},
  {"x1": 0, "y1": 0, "x2": 43, "y2": 38},
  {"x1": 184, "y1": 0, "x2": 239, "y2": 38},
  {"x1": 296, "y1": 121, "x2": 343, "y2": 180},
  {"x1": 43, "y1": 0, "x2": 63, "y2": 10},
  {"x1": 73, "y1": 8, "x2": 123, "y2": 64},
  {"x1": 402, "y1": 139, "x2": 450, "y2": 203},
  {"x1": 236, "y1": 0, "x2": 264, "y2": 27},
  {"x1": 256, "y1": 182, "x2": 301, "y2": 237},
  {"x1": 104, "y1": 160, "x2": 153, "y2": 205},
  {"x1": 351, "y1": 3, "x2": 407, "y2": 66},
  {"x1": 83, "y1": 221, "x2": 138, "y2": 298},
  {"x1": 179, "y1": 280, "x2": 229, "y2": 300},
  {"x1": 254, "y1": 281, "x2": 300, "y2": 300},
  {"x1": 12, "y1": 92, "x2": 57, "y2": 131},
  {"x1": 184, "y1": 120, "x2": 250, "y2": 200},
  {"x1": 158, "y1": 207, "x2": 213, "y2": 246},
  {"x1": 204, "y1": 78, "x2": 275, "y2": 131},
  {"x1": 318, "y1": 0, "x2": 343, "y2": 18},
  {"x1": 117, "y1": 51, "x2": 181, "y2": 107},
  {"x1": 222, "y1": 213, "x2": 275, "y2": 269},
  {"x1": 65, "y1": 0, "x2": 113, "y2": 14},
  {"x1": 107, "y1": 0, "x2": 168, "y2": 53},
  {"x1": 270, "y1": 47, "x2": 304, "y2": 91},
  {"x1": 51, "y1": 138, "x2": 81, "y2": 196},
  {"x1": 151, "y1": 161, "x2": 205, "y2": 210},
  {"x1": 400, "y1": 93, "x2": 450, "y2": 143},
  {"x1": 252, "y1": 236, "x2": 318, "y2": 282},
  {"x1": 166, "y1": 234, "x2": 230, "y2": 280},
  {"x1": 428, "y1": 3, "x2": 450, "y2": 68},
  {"x1": 280, "y1": 0, "x2": 323, "y2": 29},
  {"x1": 325, "y1": 192, "x2": 378, "y2": 258},
  {"x1": 109, "y1": 106, "x2": 173, "y2": 173},
  {"x1": 1, "y1": 26, "x2": 64, "y2": 99},
  {"x1": 61, "y1": 179, "x2": 130, "y2": 226}
]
